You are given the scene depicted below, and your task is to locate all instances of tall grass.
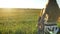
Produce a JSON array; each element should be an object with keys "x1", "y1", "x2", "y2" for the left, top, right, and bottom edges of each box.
[
  {"x1": 0, "y1": 9, "x2": 40, "y2": 34},
  {"x1": 0, "y1": 9, "x2": 60, "y2": 34}
]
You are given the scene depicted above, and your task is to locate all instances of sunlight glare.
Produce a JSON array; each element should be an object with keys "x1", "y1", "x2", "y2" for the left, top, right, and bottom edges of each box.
[{"x1": 2, "y1": 8, "x2": 12, "y2": 13}]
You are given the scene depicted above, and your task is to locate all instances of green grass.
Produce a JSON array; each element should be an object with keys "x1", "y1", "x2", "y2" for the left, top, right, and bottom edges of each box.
[
  {"x1": 0, "y1": 9, "x2": 60, "y2": 34},
  {"x1": 0, "y1": 9, "x2": 40, "y2": 34}
]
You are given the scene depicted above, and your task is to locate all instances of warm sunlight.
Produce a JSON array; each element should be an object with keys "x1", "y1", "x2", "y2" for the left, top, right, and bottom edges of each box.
[
  {"x1": 2, "y1": 8, "x2": 12, "y2": 13},
  {"x1": 0, "y1": 8, "x2": 16, "y2": 17}
]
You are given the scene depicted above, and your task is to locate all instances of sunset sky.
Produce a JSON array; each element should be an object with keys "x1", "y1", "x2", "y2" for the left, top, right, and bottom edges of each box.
[{"x1": 0, "y1": 0, "x2": 60, "y2": 9}]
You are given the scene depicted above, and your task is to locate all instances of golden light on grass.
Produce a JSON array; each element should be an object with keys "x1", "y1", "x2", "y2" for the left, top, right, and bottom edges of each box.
[
  {"x1": 0, "y1": 8, "x2": 17, "y2": 17},
  {"x1": 2, "y1": 8, "x2": 12, "y2": 13}
]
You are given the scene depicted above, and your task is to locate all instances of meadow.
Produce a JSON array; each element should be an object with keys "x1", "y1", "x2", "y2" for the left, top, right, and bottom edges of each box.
[
  {"x1": 0, "y1": 9, "x2": 40, "y2": 34},
  {"x1": 0, "y1": 9, "x2": 60, "y2": 34}
]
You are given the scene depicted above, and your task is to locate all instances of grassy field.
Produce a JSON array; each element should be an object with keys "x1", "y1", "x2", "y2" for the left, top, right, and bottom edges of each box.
[
  {"x1": 0, "y1": 9, "x2": 60, "y2": 34},
  {"x1": 0, "y1": 9, "x2": 41, "y2": 34}
]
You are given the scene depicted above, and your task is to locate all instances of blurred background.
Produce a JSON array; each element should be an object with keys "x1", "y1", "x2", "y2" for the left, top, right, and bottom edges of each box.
[
  {"x1": 0, "y1": 8, "x2": 41, "y2": 34},
  {"x1": 0, "y1": 0, "x2": 60, "y2": 34}
]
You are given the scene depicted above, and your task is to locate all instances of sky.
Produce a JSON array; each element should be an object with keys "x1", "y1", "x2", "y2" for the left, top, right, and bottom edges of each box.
[{"x1": 0, "y1": 0, "x2": 60, "y2": 9}]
